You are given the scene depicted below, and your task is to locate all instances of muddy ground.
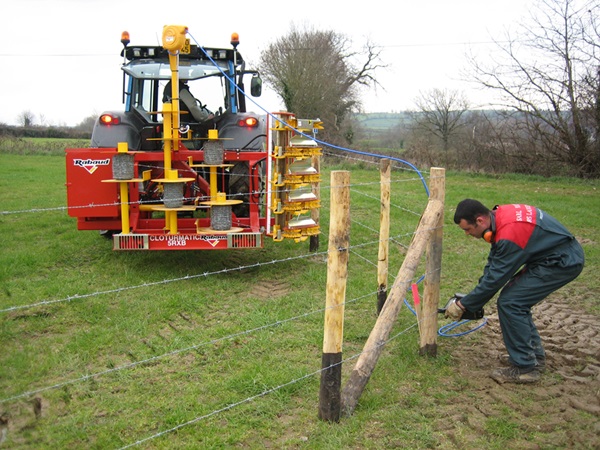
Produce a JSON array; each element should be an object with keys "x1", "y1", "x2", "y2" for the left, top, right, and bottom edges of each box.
[{"x1": 434, "y1": 296, "x2": 600, "y2": 449}]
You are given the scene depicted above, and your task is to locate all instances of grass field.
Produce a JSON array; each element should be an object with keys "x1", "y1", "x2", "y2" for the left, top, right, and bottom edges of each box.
[{"x1": 0, "y1": 147, "x2": 598, "y2": 449}]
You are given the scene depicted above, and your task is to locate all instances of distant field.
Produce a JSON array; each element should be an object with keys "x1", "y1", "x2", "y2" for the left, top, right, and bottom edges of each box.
[
  {"x1": 353, "y1": 112, "x2": 411, "y2": 130},
  {"x1": 1, "y1": 148, "x2": 598, "y2": 448},
  {"x1": 0, "y1": 136, "x2": 89, "y2": 156}
]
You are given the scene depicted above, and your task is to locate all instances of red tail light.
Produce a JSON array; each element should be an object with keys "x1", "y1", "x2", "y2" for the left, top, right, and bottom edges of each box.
[
  {"x1": 238, "y1": 117, "x2": 258, "y2": 127},
  {"x1": 100, "y1": 114, "x2": 120, "y2": 125}
]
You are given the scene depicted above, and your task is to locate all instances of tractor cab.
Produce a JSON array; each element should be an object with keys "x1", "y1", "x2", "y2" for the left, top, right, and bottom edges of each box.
[{"x1": 91, "y1": 36, "x2": 265, "y2": 152}]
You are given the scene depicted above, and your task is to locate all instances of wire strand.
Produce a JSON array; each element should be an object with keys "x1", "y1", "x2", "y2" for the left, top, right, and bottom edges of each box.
[
  {"x1": 0, "y1": 291, "x2": 373, "y2": 404},
  {"x1": 118, "y1": 314, "x2": 424, "y2": 449}
]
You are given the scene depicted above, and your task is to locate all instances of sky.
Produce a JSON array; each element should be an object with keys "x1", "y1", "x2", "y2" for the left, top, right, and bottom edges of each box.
[{"x1": 0, "y1": 0, "x2": 534, "y2": 127}]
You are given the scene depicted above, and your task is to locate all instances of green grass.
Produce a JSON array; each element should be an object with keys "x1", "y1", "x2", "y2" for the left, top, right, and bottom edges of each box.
[{"x1": 0, "y1": 149, "x2": 598, "y2": 448}]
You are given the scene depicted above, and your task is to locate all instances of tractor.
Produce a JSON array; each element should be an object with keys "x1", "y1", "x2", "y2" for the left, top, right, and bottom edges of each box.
[{"x1": 65, "y1": 26, "x2": 322, "y2": 250}]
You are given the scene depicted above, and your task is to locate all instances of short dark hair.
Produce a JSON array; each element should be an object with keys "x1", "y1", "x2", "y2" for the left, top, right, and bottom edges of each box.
[{"x1": 454, "y1": 199, "x2": 490, "y2": 225}]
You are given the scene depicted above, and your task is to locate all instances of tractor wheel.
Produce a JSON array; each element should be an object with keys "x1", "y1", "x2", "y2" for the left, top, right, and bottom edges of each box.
[{"x1": 228, "y1": 162, "x2": 250, "y2": 217}]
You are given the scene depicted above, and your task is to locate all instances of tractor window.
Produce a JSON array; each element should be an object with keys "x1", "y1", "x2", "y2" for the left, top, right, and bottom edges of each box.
[
  {"x1": 131, "y1": 79, "x2": 158, "y2": 121},
  {"x1": 185, "y1": 76, "x2": 228, "y2": 114},
  {"x1": 124, "y1": 60, "x2": 232, "y2": 121},
  {"x1": 158, "y1": 75, "x2": 228, "y2": 116}
]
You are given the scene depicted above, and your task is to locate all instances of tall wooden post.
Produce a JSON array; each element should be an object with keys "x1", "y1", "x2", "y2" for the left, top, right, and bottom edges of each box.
[
  {"x1": 421, "y1": 168, "x2": 445, "y2": 356},
  {"x1": 319, "y1": 171, "x2": 351, "y2": 422},
  {"x1": 341, "y1": 198, "x2": 444, "y2": 416},
  {"x1": 377, "y1": 159, "x2": 391, "y2": 314}
]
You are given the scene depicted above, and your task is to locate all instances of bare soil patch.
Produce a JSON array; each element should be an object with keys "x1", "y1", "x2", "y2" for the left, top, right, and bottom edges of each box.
[{"x1": 437, "y1": 296, "x2": 600, "y2": 448}]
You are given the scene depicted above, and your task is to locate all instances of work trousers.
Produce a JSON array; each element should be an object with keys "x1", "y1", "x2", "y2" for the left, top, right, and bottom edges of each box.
[{"x1": 497, "y1": 239, "x2": 584, "y2": 368}]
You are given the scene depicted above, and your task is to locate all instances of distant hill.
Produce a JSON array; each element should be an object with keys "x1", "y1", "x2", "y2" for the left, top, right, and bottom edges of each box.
[
  {"x1": 354, "y1": 110, "x2": 506, "y2": 131},
  {"x1": 353, "y1": 112, "x2": 414, "y2": 131}
]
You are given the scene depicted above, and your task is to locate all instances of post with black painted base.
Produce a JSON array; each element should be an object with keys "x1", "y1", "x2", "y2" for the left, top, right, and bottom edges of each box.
[{"x1": 318, "y1": 171, "x2": 350, "y2": 422}]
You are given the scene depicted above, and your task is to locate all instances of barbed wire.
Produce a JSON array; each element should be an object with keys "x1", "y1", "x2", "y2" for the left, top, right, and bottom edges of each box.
[
  {"x1": 0, "y1": 216, "x2": 442, "y2": 409},
  {"x1": 119, "y1": 313, "x2": 426, "y2": 449},
  {"x1": 0, "y1": 36, "x2": 449, "y2": 447},
  {"x1": 348, "y1": 248, "x2": 379, "y2": 268},
  {"x1": 0, "y1": 170, "x2": 427, "y2": 216},
  {"x1": 2, "y1": 117, "x2": 443, "y2": 447},
  {"x1": 349, "y1": 188, "x2": 423, "y2": 217},
  {"x1": 1, "y1": 251, "x2": 442, "y2": 407},
  {"x1": 0, "y1": 224, "x2": 443, "y2": 314},
  {"x1": 0, "y1": 250, "x2": 325, "y2": 313},
  {"x1": 1, "y1": 146, "x2": 435, "y2": 315},
  {"x1": 0, "y1": 290, "x2": 376, "y2": 404}
]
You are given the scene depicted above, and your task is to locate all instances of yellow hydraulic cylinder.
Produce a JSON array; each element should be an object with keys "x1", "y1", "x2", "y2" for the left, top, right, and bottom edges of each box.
[
  {"x1": 167, "y1": 210, "x2": 178, "y2": 234},
  {"x1": 168, "y1": 57, "x2": 180, "y2": 151},
  {"x1": 119, "y1": 183, "x2": 130, "y2": 233},
  {"x1": 210, "y1": 167, "x2": 218, "y2": 200},
  {"x1": 162, "y1": 103, "x2": 173, "y2": 171}
]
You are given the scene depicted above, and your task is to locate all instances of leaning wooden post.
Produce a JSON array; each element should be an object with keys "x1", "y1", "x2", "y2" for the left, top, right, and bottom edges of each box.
[
  {"x1": 420, "y1": 167, "x2": 445, "y2": 356},
  {"x1": 341, "y1": 198, "x2": 444, "y2": 416},
  {"x1": 319, "y1": 170, "x2": 351, "y2": 422},
  {"x1": 377, "y1": 159, "x2": 391, "y2": 314}
]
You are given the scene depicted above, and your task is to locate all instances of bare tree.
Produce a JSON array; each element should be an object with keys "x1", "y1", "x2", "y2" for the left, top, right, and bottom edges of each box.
[
  {"x1": 259, "y1": 24, "x2": 384, "y2": 143},
  {"x1": 469, "y1": 0, "x2": 600, "y2": 177},
  {"x1": 413, "y1": 88, "x2": 470, "y2": 161},
  {"x1": 17, "y1": 110, "x2": 35, "y2": 127},
  {"x1": 463, "y1": 110, "x2": 565, "y2": 176}
]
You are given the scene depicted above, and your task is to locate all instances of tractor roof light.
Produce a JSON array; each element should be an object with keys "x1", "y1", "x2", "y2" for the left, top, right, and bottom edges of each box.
[
  {"x1": 121, "y1": 31, "x2": 130, "y2": 47},
  {"x1": 231, "y1": 32, "x2": 240, "y2": 48}
]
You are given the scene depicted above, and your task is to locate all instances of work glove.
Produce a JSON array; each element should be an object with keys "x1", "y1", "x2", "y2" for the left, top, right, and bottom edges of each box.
[{"x1": 444, "y1": 299, "x2": 464, "y2": 321}]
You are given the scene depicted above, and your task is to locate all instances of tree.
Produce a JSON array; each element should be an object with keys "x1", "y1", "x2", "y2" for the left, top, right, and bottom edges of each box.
[
  {"x1": 412, "y1": 88, "x2": 470, "y2": 164},
  {"x1": 75, "y1": 114, "x2": 98, "y2": 134},
  {"x1": 17, "y1": 110, "x2": 35, "y2": 127},
  {"x1": 469, "y1": 0, "x2": 600, "y2": 177},
  {"x1": 259, "y1": 24, "x2": 384, "y2": 143}
]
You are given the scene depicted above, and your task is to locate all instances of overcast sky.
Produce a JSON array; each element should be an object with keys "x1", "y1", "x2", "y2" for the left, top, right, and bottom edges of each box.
[{"x1": 0, "y1": 0, "x2": 533, "y2": 126}]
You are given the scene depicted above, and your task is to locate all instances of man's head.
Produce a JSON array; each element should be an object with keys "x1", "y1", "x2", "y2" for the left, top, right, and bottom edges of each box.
[{"x1": 454, "y1": 199, "x2": 492, "y2": 239}]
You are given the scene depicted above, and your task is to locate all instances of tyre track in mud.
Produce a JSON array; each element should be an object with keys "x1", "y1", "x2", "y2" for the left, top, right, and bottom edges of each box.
[{"x1": 437, "y1": 296, "x2": 600, "y2": 448}]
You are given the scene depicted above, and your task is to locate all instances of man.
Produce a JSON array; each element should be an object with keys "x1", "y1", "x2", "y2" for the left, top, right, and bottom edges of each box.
[
  {"x1": 163, "y1": 80, "x2": 214, "y2": 122},
  {"x1": 446, "y1": 199, "x2": 584, "y2": 384}
]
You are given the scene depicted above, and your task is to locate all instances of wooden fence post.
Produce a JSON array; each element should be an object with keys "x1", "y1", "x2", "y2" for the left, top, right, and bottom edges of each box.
[
  {"x1": 377, "y1": 159, "x2": 391, "y2": 314},
  {"x1": 319, "y1": 170, "x2": 351, "y2": 422},
  {"x1": 341, "y1": 198, "x2": 444, "y2": 416},
  {"x1": 421, "y1": 167, "x2": 445, "y2": 356}
]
